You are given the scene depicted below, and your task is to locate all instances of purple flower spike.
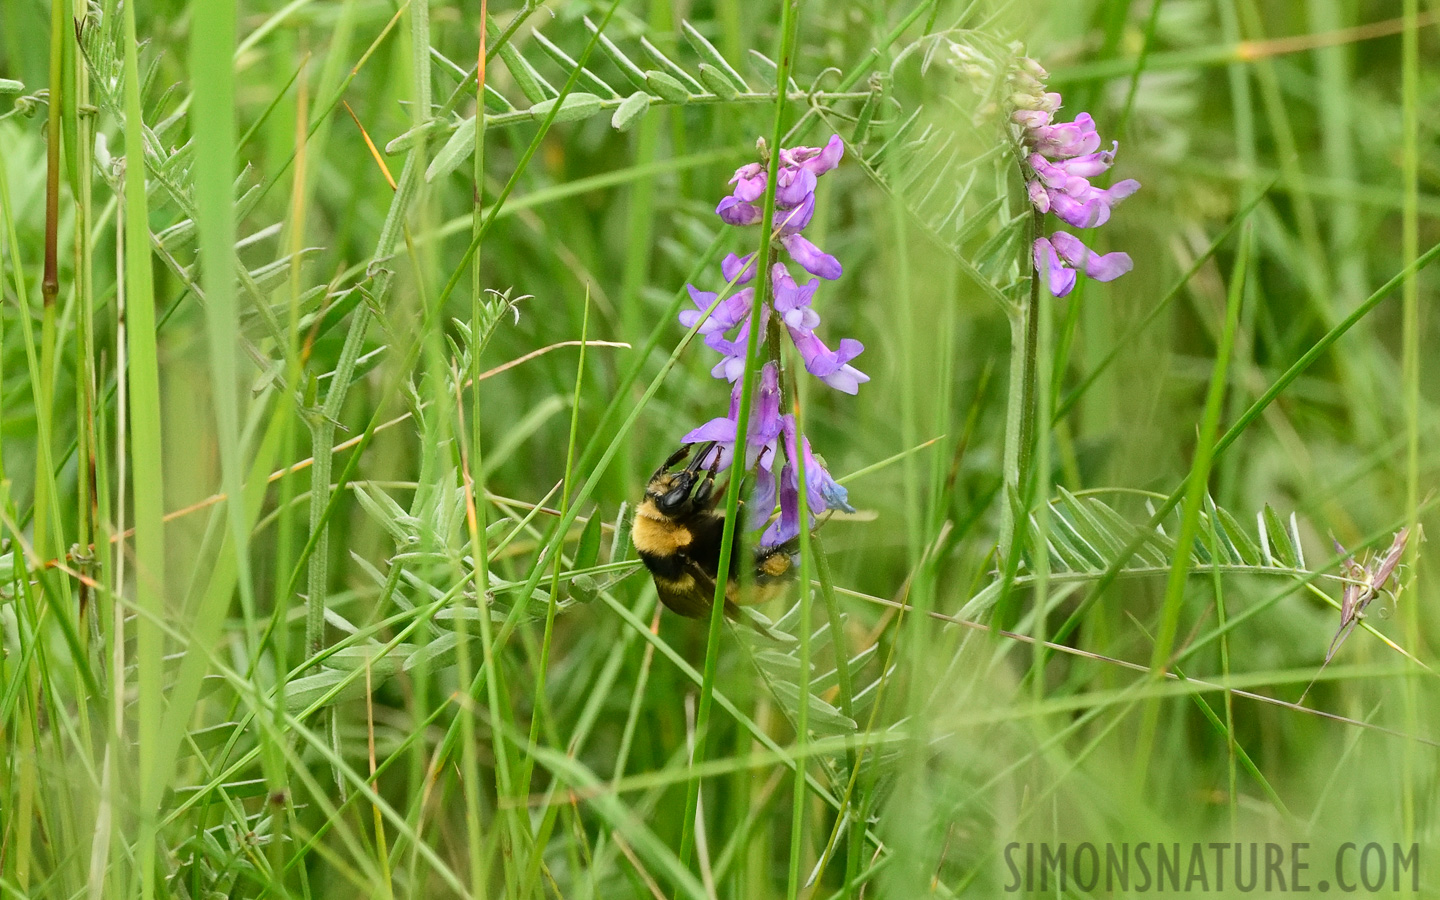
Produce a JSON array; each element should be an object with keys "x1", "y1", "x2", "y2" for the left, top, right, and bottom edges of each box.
[
  {"x1": 1049, "y1": 231, "x2": 1133, "y2": 282},
  {"x1": 1013, "y1": 57, "x2": 1139, "y2": 293},
  {"x1": 1034, "y1": 237, "x2": 1076, "y2": 298},
  {"x1": 674, "y1": 133, "x2": 864, "y2": 556},
  {"x1": 781, "y1": 234, "x2": 842, "y2": 280}
]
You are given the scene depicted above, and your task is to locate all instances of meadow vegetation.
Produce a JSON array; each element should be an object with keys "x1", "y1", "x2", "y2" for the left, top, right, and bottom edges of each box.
[{"x1": 0, "y1": 0, "x2": 1437, "y2": 896}]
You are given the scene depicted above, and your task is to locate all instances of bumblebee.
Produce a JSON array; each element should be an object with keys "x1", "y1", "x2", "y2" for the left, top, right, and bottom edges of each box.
[{"x1": 632, "y1": 442, "x2": 797, "y2": 619}]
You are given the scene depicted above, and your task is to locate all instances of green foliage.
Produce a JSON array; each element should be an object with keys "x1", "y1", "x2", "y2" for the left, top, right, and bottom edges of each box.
[{"x1": 1, "y1": 0, "x2": 1437, "y2": 898}]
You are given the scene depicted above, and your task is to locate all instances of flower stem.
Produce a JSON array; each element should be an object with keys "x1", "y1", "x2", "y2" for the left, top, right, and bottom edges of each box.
[
  {"x1": 767, "y1": 302, "x2": 790, "y2": 406},
  {"x1": 679, "y1": 1, "x2": 800, "y2": 869},
  {"x1": 998, "y1": 211, "x2": 1044, "y2": 569}
]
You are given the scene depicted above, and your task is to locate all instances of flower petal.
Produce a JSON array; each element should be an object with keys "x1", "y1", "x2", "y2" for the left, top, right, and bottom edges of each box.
[
  {"x1": 783, "y1": 307, "x2": 820, "y2": 332},
  {"x1": 761, "y1": 464, "x2": 802, "y2": 547},
  {"x1": 716, "y1": 196, "x2": 762, "y2": 225},
  {"x1": 1047, "y1": 231, "x2": 1089, "y2": 266},
  {"x1": 1085, "y1": 251, "x2": 1133, "y2": 281},
  {"x1": 1033, "y1": 237, "x2": 1077, "y2": 298},
  {"x1": 1027, "y1": 180, "x2": 1051, "y2": 213},
  {"x1": 747, "y1": 465, "x2": 777, "y2": 530},
  {"x1": 711, "y1": 354, "x2": 746, "y2": 382},
  {"x1": 801, "y1": 134, "x2": 845, "y2": 176},
  {"x1": 722, "y1": 252, "x2": 757, "y2": 285},
  {"x1": 1034, "y1": 112, "x2": 1101, "y2": 159},
  {"x1": 775, "y1": 166, "x2": 817, "y2": 207},
  {"x1": 683, "y1": 417, "x2": 737, "y2": 445},
  {"x1": 1013, "y1": 109, "x2": 1050, "y2": 128},
  {"x1": 790, "y1": 330, "x2": 868, "y2": 391},
  {"x1": 820, "y1": 364, "x2": 868, "y2": 395},
  {"x1": 1050, "y1": 192, "x2": 1109, "y2": 229},
  {"x1": 1056, "y1": 146, "x2": 1116, "y2": 178},
  {"x1": 678, "y1": 310, "x2": 720, "y2": 333},
  {"x1": 776, "y1": 192, "x2": 816, "y2": 235},
  {"x1": 782, "y1": 234, "x2": 842, "y2": 279},
  {"x1": 750, "y1": 362, "x2": 784, "y2": 445},
  {"x1": 1050, "y1": 231, "x2": 1132, "y2": 283},
  {"x1": 729, "y1": 163, "x2": 766, "y2": 201},
  {"x1": 771, "y1": 265, "x2": 819, "y2": 313},
  {"x1": 1107, "y1": 178, "x2": 1141, "y2": 202}
]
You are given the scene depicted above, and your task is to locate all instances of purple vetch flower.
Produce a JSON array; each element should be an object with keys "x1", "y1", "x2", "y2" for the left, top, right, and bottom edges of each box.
[
  {"x1": 680, "y1": 284, "x2": 754, "y2": 334},
  {"x1": 1028, "y1": 112, "x2": 1101, "y2": 159},
  {"x1": 679, "y1": 134, "x2": 866, "y2": 548},
  {"x1": 716, "y1": 195, "x2": 762, "y2": 226},
  {"x1": 781, "y1": 233, "x2": 842, "y2": 279},
  {"x1": 747, "y1": 463, "x2": 779, "y2": 532},
  {"x1": 782, "y1": 415, "x2": 854, "y2": 515},
  {"x1": 1049, "y1": 231, "x2": 1133, "y2": 282},
  {"x1": 1010, "y1": 54, "x2": 1140, "y2": 295},
  {"x1": 730, "y1": 162, "x2": 767, "y2": 201},
  {"x1": 771, "y1": 265, "x2": 820, "y2": 332},
  {"x1": 722, "y1": 252, "x2": 757, "y2": 285},
  {"x1": 775, "y1": 165, "x2": 818, "y2": 207},
  {"x1": 758, "y1": 414, "x2": 854, "y2": 547},
  {"x1": 1011, "y1": 108, "x2": 1051, "y2": 129},
  {"x1": 703, "y1": 316, "x2": 763, "y2": 383},
  {"x1": 1033, "y1": 237, "x2": 1077, "y2": 298},
  {"x1": 788, "y1": 330, "x2": 869, "y2": 395},
  {"x1": 762, "y1": 466, "x2": 803, "y2": 547},
  {"x1": 780, "y1": 134, "x2": 845, "y2": 176},
  {"x1": 1026, "y1": 180, "x2": 1051, "y2": 213},
  {"x1": 775, "y1": 192, "x2": 817, "y2": 235},
  {"x1": 1033, "y1": 233, "x2": 1132, "y2": 299},
  {"x1": 683, "y1": 361, "x2": 784, "y2": 474}
]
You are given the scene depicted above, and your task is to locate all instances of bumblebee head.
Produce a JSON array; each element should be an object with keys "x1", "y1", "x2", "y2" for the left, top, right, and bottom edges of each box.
[{"x1": 645, "y1": 442, "x2": 720, "y2": 519}]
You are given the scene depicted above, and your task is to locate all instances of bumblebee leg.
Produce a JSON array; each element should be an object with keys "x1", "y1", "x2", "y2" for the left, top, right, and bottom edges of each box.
[
  {"x1": 690, "y1": 448, "x2": 722, "y2": 507},
  {"x1": 682, "y1": 440, "x2": 718, "y2": 475},
  {"x1": 652, "y1": 443, "x2": 694, "y2": 481},
  {"x1": 754, "y1": 543, "x2": 798, "y2": 583}
]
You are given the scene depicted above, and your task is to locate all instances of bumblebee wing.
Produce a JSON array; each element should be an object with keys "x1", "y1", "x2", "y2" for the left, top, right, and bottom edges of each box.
[
  {"x1": 649, "y1": 556, "x2": 716, "y2": 619},
  {"x1": 653, "y1": 556, "x2": 754, "y2": 622}
]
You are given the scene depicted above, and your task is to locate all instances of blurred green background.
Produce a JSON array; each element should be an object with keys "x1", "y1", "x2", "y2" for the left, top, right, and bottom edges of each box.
[{"x1": 0, "y1": 0, "x2": 1437, "y2": 897}]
